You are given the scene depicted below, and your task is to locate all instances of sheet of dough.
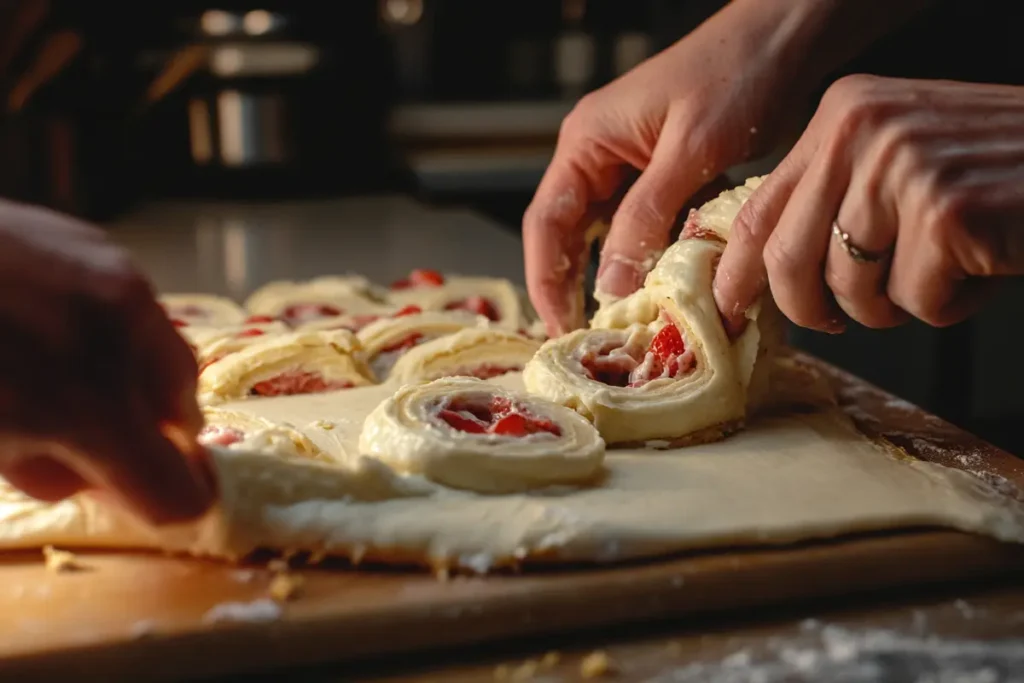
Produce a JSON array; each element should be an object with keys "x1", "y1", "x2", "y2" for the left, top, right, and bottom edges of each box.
[{"x1": 1, "y1": 372, "x2": 1023, "y2": 572}]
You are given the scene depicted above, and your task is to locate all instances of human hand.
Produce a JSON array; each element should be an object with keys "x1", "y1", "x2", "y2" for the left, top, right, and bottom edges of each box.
[
  {"x1": 0, "y1": 200, "x2": 214, "y2": 524},
  {"x1": 523, "y1": 0, "x2": 930, "y2": 336},
  {"x1": 714, "y1": 75, "x2": 1024, "y2": 334}
]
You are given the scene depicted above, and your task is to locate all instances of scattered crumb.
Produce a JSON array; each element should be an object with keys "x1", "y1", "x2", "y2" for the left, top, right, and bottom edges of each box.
[
  {"x1": 540, "y1": 651, "x2": 561, "y2": 668},
  {"x1": 267, "y1": 558, "x2": 289, "y2": 573},
  {"x1": 269, "y1": 572, "x2": 305, "y2": 602},
  {"x1": 750, "y1": 126, "x2": 758, "y2": 134},
  {"x1": 314, "y1": 420, "x2": 335, "y2": 430},
  {"x1": 580, "y1": 650, "x2": 616, "y2": 678},
  {"x1": 43, "y1": 545, "x2": 82, "y2": 573}
]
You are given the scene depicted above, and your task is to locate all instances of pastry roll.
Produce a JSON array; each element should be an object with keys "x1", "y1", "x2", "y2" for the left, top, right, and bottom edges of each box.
[
  {"x1": 359, "y1": 377, "x2": 605, "y2": 493},
  {"x1": 388, "y1": 328, "x2": 542, "y2": 385},
  {"x1": 524, "y1": 176, "x2": 783, "y2": 446},
  {"x1": 160, "y1": 294, "x2": 246, "y2": 327},
  {"x1": 183, "y1": 320, "x2": 291, "y2": 370},
  {"x1": 244, "y1": 276, "x2": 392, "y2": 327},
  {"x1": 296, "y1": 303, "x2": 425, "y2": 334},
  {"x1": 387, "y1": 268, "x2": 534, "y2": 330},
  {"x1": 199, "y1": 407, "x2": 327, "y2": 461},
  {"x1": 198, "y1": 329, "x2": 374, "y2": 404},
  {"x1": 356, "y1": 309, "x2": 487, "y2": 381}
]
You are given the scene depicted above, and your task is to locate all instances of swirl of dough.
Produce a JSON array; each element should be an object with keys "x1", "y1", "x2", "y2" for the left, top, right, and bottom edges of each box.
[
  {"x1": 199, "y1": 407, "x2": 328, "y2": 461},
  {"x1": 245, "y1": 276, "x2": 393, "y2": 326},
  {"x1": 359, "y1": 377, "x2": 605, "y2": 493},
  {"x1": 388, "y1": 328, "x2": 541, "y2": 384},
  {"x1": 183, "y1": 321, "x2": 291, "y2": 369},
  {"x1": 160, "y1": 294, "x2": 246, "y2": 327},
  {"x1": 357, "y1": 310, "x2": 488, "y2": 381},
  {"x1": 198, "y1": 330, "x2": 375, "y2": 405},
  {"x1": 386, "y1": 274, "x2": 534, "y2": 330},
  {"x1": 525, "y1": 176, "x2": 783, "y2": 446}
]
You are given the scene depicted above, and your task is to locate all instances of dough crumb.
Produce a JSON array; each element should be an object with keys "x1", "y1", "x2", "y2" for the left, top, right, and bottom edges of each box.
[
  {"x1": 267, "y1": 558, "x2": 289, "y2": 573},
  {"x1": 43, "y1": 545, "x2": 82, "y2": 573},
  {"x1": 580, "y1": 650, "x2": 616, "y2": 678},
  {"x1": 269, "y1": 572, "x2": 305, "y2": 602},
  {"x1": 540, "y1": 651, "x2": 561, "y2": 667}
]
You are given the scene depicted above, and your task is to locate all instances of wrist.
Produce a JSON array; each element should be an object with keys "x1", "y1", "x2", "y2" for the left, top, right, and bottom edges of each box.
[{"x1": 722, "y1": 0, "x2": 932, "y2": 89}]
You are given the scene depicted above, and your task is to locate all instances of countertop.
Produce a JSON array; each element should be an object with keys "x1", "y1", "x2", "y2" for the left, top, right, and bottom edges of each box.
[{"x1": 107, "y1": 195, "x2": 527, "y2": 299}]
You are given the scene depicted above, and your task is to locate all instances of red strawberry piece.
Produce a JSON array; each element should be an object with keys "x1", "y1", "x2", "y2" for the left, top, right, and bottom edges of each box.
[
  {"x1": 390, "y1": 278, "x2": 412, "y2": 290},
  {"x1": 439, "y1": 409, "x2": 487, "y2": 433},
  {"x1": 394, "y1": 305, "x2": 422, "y2": 317},
  {"x1": 380, "y1": 332, "x2": 424, "y2": 353},
  {"x1": 245, "y1": 315, "x2": 275, "y2": 323},
  {"x1": 446, "y1": 296, "x2": 500, "y2": 321},
  {"x1": 171, "y1": 318, "x2": 188, "y2": 328},
  {"x1": 491, "y1": 413, "x2": 530, "y2": 436},
  {"x1": 649, "y1": 324, "x2": 685, "y2": 362},
  {"x1": 235, "y1": 328, "x2": 265, "y2": 338},
  {"x1": 409, "y1": 269, "x2": 445, "y2": 287},
  {"x1": 282, "y1": 303, "x2": 343, "y2": 324},
  {"x1": 250, "y1": 371, "x2": 353, "y2": 396}
]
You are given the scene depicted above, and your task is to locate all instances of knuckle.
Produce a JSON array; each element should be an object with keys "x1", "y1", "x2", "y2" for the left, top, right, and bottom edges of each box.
[
  {"x1": 762, "y1": 236, "x2": 801, "y2": 283},
  {"x1": 559, "y1": 93, "x2": 598, "y2": 139},
  {"x1": 730, "y1": 200, "x2": 774, "y2": 249},
  {"x1": 614, "y1": 194, "x2": 670, "y2": 233},
  {"x1": 823, "y1": 266, "x2": 858, "y2": 302}
]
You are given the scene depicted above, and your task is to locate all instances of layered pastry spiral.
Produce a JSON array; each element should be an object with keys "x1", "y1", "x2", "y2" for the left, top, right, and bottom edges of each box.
[
  {"x1": 388, "y1": 328, "x2": 541, "y2": 384},
  {"x1": 386, "y1": 268, "x2": 535, "y2": 330},
  {"x1": 199, "y1": 407, "x2": 327, "y2": 461},
  {"x1": 524, "y1": 175, "x2": 782, "y2": 446},
  {"x1": 160, "y1": 294, "x2": 247, "y2": 327},
  {"x1": 244, "y1": 275, "x2": 393, "y2": 327},
  {"x1": 198, "y1": 329, "x2": 374, "y2": 404},
  {"x1": 356, "y1": 309, "x2": 487, "y2": 381},
  {"x1": 358, "y1": 377, "x2": 605, "y2": 494}
]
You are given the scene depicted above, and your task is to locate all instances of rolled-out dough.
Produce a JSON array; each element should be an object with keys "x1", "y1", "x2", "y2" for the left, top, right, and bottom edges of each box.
[{"x1": 1, "y1": 370, "x2": 1023, "y2": 573}]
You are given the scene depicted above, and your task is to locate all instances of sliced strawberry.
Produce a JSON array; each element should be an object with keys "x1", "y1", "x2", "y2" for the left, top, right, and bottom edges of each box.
[
  {"x1": 250, "y1": 371, "x2": 353, "y2": 396},
  {"x1": 171, "y1": 318, "x2": 188, "y2": 328},
  {"x1": 390, "y1": 278, "x2": 412, "y2": 290},
  {"x1": 409, "y1": 269, "x2": 445, "y2": 287},
  {"x1": 491, "y1": 413, "x2": 530, "y2": 436},
  {"x1": 464, "y1": 364, "x2": 519, "y2": 380},
  {"x1": 380, "y1": 332, "x2": 424, "y2": 353},
  {"x1": 198, "y1": 426, "x2": 245, "y2": 447},
  {"x1": 438, "y1": 409, "x2": 487, "y2": 433},
  {"x1": 235, "y1": 328, "x2": 265, "y2": 338},
  {"x1": 649, "y1": 324, "x2": 685, "y2": 361},
  {"x1": 394, "y1": 305, "x2": 422, "y2": 317},
  {"x1": 281, "y1": 303, "x2": 343, "y2": 325},
  {"x1": 245, "y1": 315, "x2": 276, "y2": 323},
  {"x1": 445, "y1": 296, "x2": 500, "y2": 321}
]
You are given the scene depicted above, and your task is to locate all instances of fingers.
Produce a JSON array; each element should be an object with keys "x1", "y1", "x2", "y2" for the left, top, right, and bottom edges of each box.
[
  {"x1": 523, "y1": 150, "x2": 622, "y2": 336},
  {"x1": 596, "y1": 120, "x2": 710, "y2": 300},
  {"x1": 1, "y1": 454, "x2": 87, "y2": 502},
  {"x1": 713, "y1": 134, "x2": 819, "y2": 332},
  {"x1": 825, "y1": 168, "x2": 908, "y2": 329},
  {"x1": 762, "y1": 148, "x2": 850, "y2": 333},
  {"x1": 74, "y1": 400, "x2": 215, "y2": 524}
]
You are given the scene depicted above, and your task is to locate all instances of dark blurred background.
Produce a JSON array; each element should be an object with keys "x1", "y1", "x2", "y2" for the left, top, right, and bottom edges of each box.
[{"x1": 0, "y1": 0, "x2": 1022, "y2": 452}]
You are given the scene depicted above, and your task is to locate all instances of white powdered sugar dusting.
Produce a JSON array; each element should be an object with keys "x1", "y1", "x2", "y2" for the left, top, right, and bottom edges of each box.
[{"x1": 653, "y1": 613, "x2": 1024, "y2": 683}]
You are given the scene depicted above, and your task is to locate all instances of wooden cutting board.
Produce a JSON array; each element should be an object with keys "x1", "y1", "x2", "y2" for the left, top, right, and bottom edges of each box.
[{"x1": 3, "y1": 354, "x2": 1024, "y2": 682}]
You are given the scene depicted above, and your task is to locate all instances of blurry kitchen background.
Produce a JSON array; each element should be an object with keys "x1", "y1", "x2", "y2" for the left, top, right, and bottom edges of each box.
[{"x1": 0, "y1": 0, "x2": 1022, "y2": 451}]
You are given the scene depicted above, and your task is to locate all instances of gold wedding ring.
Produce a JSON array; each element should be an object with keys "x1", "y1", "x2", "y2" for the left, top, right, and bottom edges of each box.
[{"x1": 831, "y1": 221, "x2": 891, "y2": 264}]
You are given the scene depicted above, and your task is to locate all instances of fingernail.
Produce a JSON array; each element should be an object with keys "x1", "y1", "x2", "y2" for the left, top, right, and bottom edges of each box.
[{"x1": 596, "y1": 261, "x2": 643, "y2": 298}]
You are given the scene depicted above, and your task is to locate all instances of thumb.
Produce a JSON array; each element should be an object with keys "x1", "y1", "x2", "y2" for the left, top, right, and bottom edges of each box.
[{"x1": 596, "y1": 117, "x2": 721, "y2": 301}]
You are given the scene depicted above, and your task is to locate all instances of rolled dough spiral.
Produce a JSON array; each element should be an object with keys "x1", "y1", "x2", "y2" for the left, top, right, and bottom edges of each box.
[
  {"x1": 358, "y1": 377, "x2": 606, "y2": 493},
  {"x1": 388, "y1": 328, "x2": 542, "y2": 385},
  {"x1": 523, "y1": 176, "x2": 783, "y2": 446}
]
